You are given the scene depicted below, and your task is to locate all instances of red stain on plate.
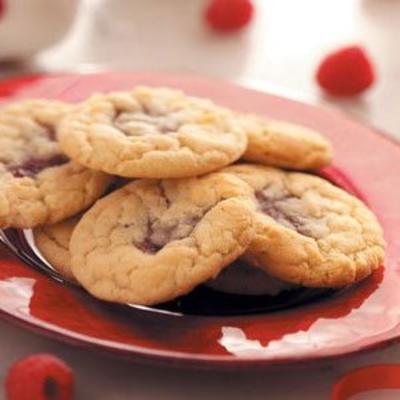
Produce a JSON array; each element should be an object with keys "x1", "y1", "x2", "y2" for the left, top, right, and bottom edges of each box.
[{"x1": 0, "y1": 72, "x2": 398, "y2": 368}]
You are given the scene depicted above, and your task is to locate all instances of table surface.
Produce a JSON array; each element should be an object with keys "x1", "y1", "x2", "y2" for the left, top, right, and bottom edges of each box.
[{"x1": 1, "y1": 0, "x2": 400, "y2": 399}]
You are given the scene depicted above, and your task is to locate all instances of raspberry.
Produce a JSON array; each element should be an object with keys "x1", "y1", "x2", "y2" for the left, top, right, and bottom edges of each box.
[
  {"x1": 205, "y1": 0, "x2": 254, "y2": 32},
  {"x1": 0, "y1": 0, "x2": 5, "y2": 20},
  {"x1": 316, "y1": 46, "x2": 375, "y2": 96},
  {"x1": 5, "y1": 353, "x2": 74, "y2": 400}
]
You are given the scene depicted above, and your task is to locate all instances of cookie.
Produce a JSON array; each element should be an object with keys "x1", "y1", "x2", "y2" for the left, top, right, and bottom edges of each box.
[
  {"x1": 69, "y1": 173, "x2": 256, "y2": 305},
  {"x1": 240, "y1": 115, "x2": 333, "y2": 170},
  {"x1": 0, "y1": 99, "x2": 112, "y2": 228},
  {"x1": 205, "y1": 260, "x2": 293, "y2": 296},
  {"x1": 224, "y1": 164, "x2": 385, "y2": 287},
  {"x1": 57, "y1": 87, "x2": 247, "y2": 178},
  {"x1": 33, "y1": 177, "x2": 132, "y2": 282},
  {"x1": 33, "y1": 215, "x2": 80, "y2": 282}
]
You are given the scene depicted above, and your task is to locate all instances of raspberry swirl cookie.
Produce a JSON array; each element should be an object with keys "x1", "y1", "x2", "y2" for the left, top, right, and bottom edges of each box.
[
  {"x1": 0, "y1": 100, "x2": 111, "y2": 228},
  {"x1": 34, "y1": 216, "x2": 292, "y2": 297},
  {"x1": 70, "y1": 173, "x2": 255, "y2": 305},
  {"x1": 57, "y1": 87, "x2": 247, "y2": 178},
  {"x1": 240, "y1": 115, "x2": 333, "y2": 170},
  {"x1": 224, "y1": 164, "x2": 385, "y2": 287}
]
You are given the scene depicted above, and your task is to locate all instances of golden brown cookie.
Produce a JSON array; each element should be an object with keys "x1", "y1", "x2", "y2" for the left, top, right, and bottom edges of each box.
[
  {"x1": 57, "y1": 87, "x2": 247, "y2": 178},
  {"x1": 224, "y1": 164, "x2": 385, "y2": 287},
  {"x1": 240, "y1": 115, "x2": 333, "y2": 170},
  {"x1": 32, "y1": 177, "x2": 133, "y2": 282},
  {"x1": 69, "y1": 173, "x2": 256, "y2": 305},
  {"x1": 0, "y1": 99, "x2": 112, "y2": 228},
  {"x1": 33, "y1": 215, "x2": 80, "y2": 281}
]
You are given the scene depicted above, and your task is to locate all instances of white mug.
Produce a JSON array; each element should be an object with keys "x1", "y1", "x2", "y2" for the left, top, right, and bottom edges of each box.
[{"x1": 0, "y1": 0, "x2": 79, "y2": 61}]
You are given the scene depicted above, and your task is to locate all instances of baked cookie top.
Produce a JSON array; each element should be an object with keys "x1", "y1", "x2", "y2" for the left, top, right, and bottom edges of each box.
[
  {"x1": 57, "y1": 87, "x2": 247, "y2": 178},
  {"x1": 0, "y1": 100, "x2": 111, "y2": 228},
  {"x1": 224, "y1": 164, "x2": 385, "y2": 287},
  {"x1": 33, "y1": 177, "x2": 132, "y2": 282},
  {"x1": 33, "y1": 215, "x2": 80, "y2": 282},
  {"x1": 240, "y1": 115, "x2": 333, "y2": 170},
  {"x1": 69, "y1": 173, "x2": 256, "y2": 305}
]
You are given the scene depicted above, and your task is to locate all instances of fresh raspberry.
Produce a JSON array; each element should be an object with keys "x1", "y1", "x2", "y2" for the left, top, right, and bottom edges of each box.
[
  {"x1": 316, "y1": 46, "x2": 375, "y2": 96},
  {"x1": 0, "y1": 0, "x2": 5, "y2": 20},
  {"x1": 5, "y1": 353, "x2": 74, "y2": 400},
  {"x1": 205, "y1": 0, "x2": 254, "y2": 32}
]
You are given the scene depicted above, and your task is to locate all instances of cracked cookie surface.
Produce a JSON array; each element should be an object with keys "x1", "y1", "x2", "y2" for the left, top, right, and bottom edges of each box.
[
  {"x1": 240, "y1": 115, "x2": 333, "y2": 170},
  {"x1": 33, "y1": 177, "x2": 132, "y2": 282},
  {"x1": 224, "y1": 164, "x2": 385, "y2": 287},
  {"x1": 34, "y1": 215, "x2": 80, "y2": 281},
  {"x1": 57, "y1": 87, "x2": 247, "y2": 178},
  {"x1": 0, "y1": 100, "x2": 112, "y2": 228},
  {"x1": 69, "y1": 173, "x2": 256, "y2": 305}
]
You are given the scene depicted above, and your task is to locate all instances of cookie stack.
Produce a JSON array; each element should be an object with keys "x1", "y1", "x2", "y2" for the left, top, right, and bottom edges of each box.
[{"x1": 0, "y1": 87, "x2": 385, "y2": 306}]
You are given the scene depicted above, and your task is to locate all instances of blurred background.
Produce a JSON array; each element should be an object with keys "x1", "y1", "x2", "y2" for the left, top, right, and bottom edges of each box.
[{"x1": 0, "y1": 0, "x2": 399, "y2": 135}]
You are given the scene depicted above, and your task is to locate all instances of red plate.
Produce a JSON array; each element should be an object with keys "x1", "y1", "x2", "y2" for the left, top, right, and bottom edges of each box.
[{"x1": 0, "y1": 72, "x2": 399, "y2": 368}]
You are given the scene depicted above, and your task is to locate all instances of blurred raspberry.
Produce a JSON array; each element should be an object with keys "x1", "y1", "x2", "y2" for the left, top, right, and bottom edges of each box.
[
  {"x1": 316, "y1": 46, "x2": 375, "y2": 96},
  {"x1": 5, "y1": 353, "x2": 74, "y2": 400},
  {"x1": 205, "y1": 0, "x2": 254, "y2": 32},
  {"x1": 0, "y1": 0, "x2": 5, "y2": 20}
]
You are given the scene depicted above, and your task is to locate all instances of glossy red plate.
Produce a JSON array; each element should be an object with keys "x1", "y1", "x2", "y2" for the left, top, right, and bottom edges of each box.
[{"x1": 0, "y1": 72, "x2": 399, "y2": 368}]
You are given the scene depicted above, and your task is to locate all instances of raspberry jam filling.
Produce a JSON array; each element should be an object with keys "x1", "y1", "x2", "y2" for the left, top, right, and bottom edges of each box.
[
  {"x1": 135, "y1": 214, "x2": 206, "y2": 254},
  {"x1": 8, "y1": 154, "x2": 69, "y2": 178},
  {"x1": 255, "y1": 189, "x2": 318, "y2": 238},
  {"x1": 114, "y1": 111, "x2": 180, "y2": 136}
]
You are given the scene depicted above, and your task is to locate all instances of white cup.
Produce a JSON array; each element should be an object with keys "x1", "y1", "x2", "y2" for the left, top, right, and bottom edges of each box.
[{"x1": 0, "y1": 0, "x2": 79, "y2": 61}]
